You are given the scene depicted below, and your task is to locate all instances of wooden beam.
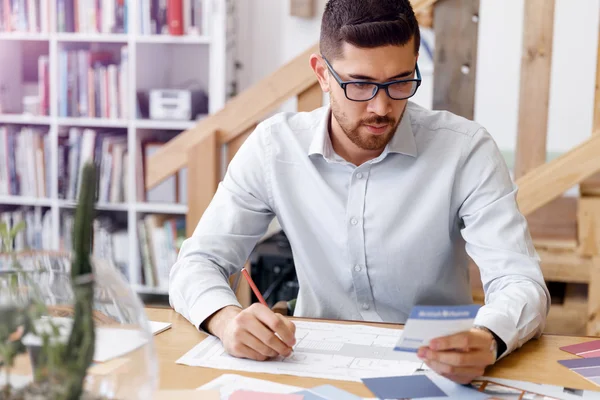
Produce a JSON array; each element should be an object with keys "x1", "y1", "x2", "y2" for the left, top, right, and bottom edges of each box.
[
  {"x1": 432, "y1": 0, "x2": 479, "y2": 120},
  {"x1": 297, "y1": 83, "x2": 322, "y2": 113},
  {"x1": 515, "y1": 132, "x2": 600, "y2": 216},
  {"x1": 290, "y1": 0, "x2": 315, "y2": 18},
  {"x1": 588, "y1": 257, "x2": 600, "y2": 336},
  {"x1": 514, "y1": 0, "x2": 555, "y2": 179},
  {"x1": 578, "y1": 197, "x2": 600, "y2": 256},
  {"x1": 536, "y1": 248, "x2": 592, "y2": 284},
  {"x1": 186, "y1": 130, "x2": 219, "y2": 237},
  {"x1": 579, "y1": 24, "x2": 600, "y2": 194},
  {"x1": 594, "y1": 24, "x2": 600, "y2": 133}
]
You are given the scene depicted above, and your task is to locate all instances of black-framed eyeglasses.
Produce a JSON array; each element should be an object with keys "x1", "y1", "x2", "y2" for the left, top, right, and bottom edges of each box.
[{"x1": 322, "y1": 56, "x2": 422, "y2": 102}]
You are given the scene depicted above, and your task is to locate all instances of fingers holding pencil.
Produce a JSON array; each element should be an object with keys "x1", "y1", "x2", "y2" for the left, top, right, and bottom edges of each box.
[
  {"x1": 218, "y1": 268, "x2": 296, "y2": 361},
  {"x1": 222, "y1": 303, "x2": 297, "y2": 361}
]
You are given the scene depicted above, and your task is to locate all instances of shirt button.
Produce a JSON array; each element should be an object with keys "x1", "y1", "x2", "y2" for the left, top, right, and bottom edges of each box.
[
  {"x1": 354, "y1": 264, "x2": 362, "y2": 272},
  {"x1": 356, "y1": 172, "x2": 363, "y2": 179},
  {"x1": 362, "y1": 303, "x2": 370, "y2": 310},
  {"x1": 350, "y1": 218, "x2": 358, "y2": 225}
]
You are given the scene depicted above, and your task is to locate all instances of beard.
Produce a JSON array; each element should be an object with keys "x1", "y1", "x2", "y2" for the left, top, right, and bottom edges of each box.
[{"x1": 330, "y1": 95, "x2": 404, "y2": 151}]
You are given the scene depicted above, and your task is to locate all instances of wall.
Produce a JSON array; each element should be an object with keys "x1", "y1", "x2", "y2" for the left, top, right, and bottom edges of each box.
[{"x1": 235, "y1": 0, "x2": 599, "y2": 155}]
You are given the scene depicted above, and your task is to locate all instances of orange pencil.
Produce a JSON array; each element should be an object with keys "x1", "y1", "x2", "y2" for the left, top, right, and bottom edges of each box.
[{"x1": 241, "y1": 268, "x2": 268, "y2": 307}]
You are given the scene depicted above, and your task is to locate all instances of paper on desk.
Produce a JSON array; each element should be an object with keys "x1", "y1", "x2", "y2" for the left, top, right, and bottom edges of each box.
[
  {"x1": 22, "y1": 317, "x2": 148, "y2": 363},
  {"x1": 196, "y1": 374, "x2": 303, "y2": 400},
  {"x1": 179, "y1": 320, "x2": 423, "y2": 382},
  {"x1": 149, "y1": 321, "x2": 172, "y2": 335},
  {"x1": 197, "y1": 374, "x2": 377, "y2": 400}
]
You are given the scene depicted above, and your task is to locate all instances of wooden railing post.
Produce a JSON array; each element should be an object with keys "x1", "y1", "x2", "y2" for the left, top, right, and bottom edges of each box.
[
  {"x1": 589, "y1": 258, "x2": 600, "y2": 336},
  {"x1": 514, "y1": 0, "x2": 555, "y2": 179},
  {"x1": 579, "y1": 25, "x2": 600, "y2": 195},
  {"x1": 297, "y1": 83, "x2": 322, "y2": 112},
  {"x1": 227, "y1": 124, "x2": 258, "y2": 165},
  {"x1": 432, "y1": 0, "x2": 479, "y2": 120},
  {"x1": 186, "y1": 130, "x2": 220, "y2": 237}
]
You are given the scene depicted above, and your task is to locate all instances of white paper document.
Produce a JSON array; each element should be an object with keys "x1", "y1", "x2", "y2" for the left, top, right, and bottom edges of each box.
[
  {"x1": 197, "y1": 374, "x2": 303, "y2": 400},
  {"x1": 149, "y1": 320, "x2": 172, "y2": 335},
  {"x1": 21, "y1": 317, "x2": 148, "y2": 363},
  {"x1": 177, "y1": 320, "x2": 424, "y2": 382}
]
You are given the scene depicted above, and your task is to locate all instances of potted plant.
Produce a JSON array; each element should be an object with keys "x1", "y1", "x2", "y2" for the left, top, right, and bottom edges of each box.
[{"x1": 0, "y1": 162, "x2": 100, "y2": 400}]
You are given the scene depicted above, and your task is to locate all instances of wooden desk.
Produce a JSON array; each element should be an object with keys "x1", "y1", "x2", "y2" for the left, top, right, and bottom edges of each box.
[{"x1": 146, "y1": 307, "x2": 600, "y2": 396}]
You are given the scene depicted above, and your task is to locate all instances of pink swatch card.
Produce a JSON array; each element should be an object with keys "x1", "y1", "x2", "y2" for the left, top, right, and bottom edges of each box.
[{"x1": 560, "y1": 340, "x2": 600, "y2": 358}]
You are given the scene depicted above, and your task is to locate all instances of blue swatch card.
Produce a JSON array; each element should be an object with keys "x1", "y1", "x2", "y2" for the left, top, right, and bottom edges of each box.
[
  {"x1": 423, "y1": 372, "x2": 489, "y2": 399},
  {"x1": 361, "y1": 375, "x2": 447, "y2": 399},
  {"x1": 292, "y1": 390, "x2": 328, "y2": 400},
  {"x1": 310, "y1": 385, "x2": 363, "y2": 400}
]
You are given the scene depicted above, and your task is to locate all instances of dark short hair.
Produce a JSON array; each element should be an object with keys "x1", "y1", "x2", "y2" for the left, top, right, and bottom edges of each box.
[{"x1": 320, "y1": 0, "x2": 420, "y2": 60}]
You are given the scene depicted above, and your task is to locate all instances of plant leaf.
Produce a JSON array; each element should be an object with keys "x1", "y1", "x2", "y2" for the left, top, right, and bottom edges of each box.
[
  {"x1": 9, "y1": 221, "x2": 26, "y2": 239},
  {"x1": 0, "y1": 222, "x2": 8, "y2": 241}
]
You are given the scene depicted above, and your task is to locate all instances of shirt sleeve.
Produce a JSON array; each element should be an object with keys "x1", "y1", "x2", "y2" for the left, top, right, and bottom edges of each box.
[
  {"x1": 168, "y1": 123, "x2": 275, "y2": 330},
  {"x1": 456, "y1": 127, "x2": 550, "y2": 359}
]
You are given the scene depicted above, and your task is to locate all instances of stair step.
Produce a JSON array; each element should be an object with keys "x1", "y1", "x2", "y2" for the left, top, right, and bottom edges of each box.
[{"x1": 527, "y1": 196, "x2": 578, "y2": 250}]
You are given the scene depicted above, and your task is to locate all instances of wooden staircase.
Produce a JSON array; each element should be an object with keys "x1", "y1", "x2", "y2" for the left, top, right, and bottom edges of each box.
[{"x1": 146, "y1": 0, "x2": 600, "y2": 336}]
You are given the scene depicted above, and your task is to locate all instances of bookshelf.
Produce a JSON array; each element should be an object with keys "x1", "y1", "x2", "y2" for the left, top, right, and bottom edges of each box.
[{"x1": 0, "y1": 0, "x2": 236, "y2": 296}]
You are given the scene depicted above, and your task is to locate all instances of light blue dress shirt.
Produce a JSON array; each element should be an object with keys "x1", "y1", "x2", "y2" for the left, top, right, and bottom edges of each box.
[{"x1": 169, "y1": 101, "x2": 550, "y2": 358}]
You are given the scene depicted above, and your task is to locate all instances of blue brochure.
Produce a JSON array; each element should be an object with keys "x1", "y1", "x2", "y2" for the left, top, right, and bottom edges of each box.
[{"x1": 394, "y1": 304, "x2": 481, "y2": 352}]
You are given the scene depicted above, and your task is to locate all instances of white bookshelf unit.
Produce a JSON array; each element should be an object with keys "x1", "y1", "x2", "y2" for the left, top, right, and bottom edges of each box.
[{"x1": 0, "y1": 0, "x2": 235, "y2": 296}]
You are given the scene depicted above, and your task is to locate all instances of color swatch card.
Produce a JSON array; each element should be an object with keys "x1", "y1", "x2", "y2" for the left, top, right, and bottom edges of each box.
[
  {"x1": 394, "y1": 304, "x2": 481, "y2": 352},
  {"x1": 229, "y1": 391, "x2": 304, "y2": 400},
  {"x1": 361, "y1": 374, "x2": 447, "y2": 399},
  {"x1": 558, "y1": 357, "x2": 600, "y2": 387},
  {"x1": 561, "y1": 340, "x2": 600, "y2": 359}
]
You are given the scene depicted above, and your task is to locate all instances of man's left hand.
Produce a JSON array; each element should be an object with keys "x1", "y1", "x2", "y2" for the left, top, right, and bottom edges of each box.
[{"x1": 417, "y1": 328, "x2": 497, "y2": 384}]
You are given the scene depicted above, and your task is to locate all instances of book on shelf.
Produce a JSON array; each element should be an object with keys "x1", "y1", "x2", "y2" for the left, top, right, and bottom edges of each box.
[
  {"x1": 138, "y1": 213, "x2": 184, "y2": 288},
  {"x1": 56, "y1": 0, "x2": 128, "y2": 33},
  {"x1": 60, "y1": 212, "x2": 129, "y2": 278},
  {"x1": 0, "y1": 207, "x2": 52, "y2": 252},
  {"x1": 0, "y1": 0, "x2": 51, "y2": 33},
  {"x1": 139, "y1": 0, "x2": 204, "y2": 36},
  {"x1": 57, "y1": 127, "x2": 128, "y2": 203},
  {"x1": 138, "y1": 139, "x2": 186, "y2": 204},
  {"x1": 59, "y1": 46, "x2": 129, "y2": 119},
  {"x1": 0, "y1": 125, "x2": 50, "y2": 197}
]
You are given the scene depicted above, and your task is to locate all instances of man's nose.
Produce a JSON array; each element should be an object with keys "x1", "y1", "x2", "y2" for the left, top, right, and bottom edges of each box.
[{"x1": 367, "y1": 88, "x2": 392, "y2": 116}]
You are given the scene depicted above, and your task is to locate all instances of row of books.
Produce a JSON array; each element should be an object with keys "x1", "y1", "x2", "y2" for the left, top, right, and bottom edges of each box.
[
  {"x1": 139, "y1": 0, "x2": 204, "y2": 36},
  {"x1": 58, "y1": 127, "x2": 128, "y2": 202},
  {"x1": 0, "y1": 0, "x2": 51, "y2": 33},
  {"x1": 60, "y1": 212, "x2": 129, "y2": 278},
  {"x1": 60, "y1": 211, "x2": 185, "y2": 288},
  {"x1": 57, "y1": 0, "x2": 128, "y2": 34},
  {"x1": 0, "y1": 126, "x2": 50, "y2": 198},
  {"x1": 0, "y1": 208, "x2": 53, "y2": 251},
  {"x1": 138, "y1": 213, "x2": 184, "y2": 288},
  {"x1": 59, "y1": 46, "x2": 129, "y2": 119}
]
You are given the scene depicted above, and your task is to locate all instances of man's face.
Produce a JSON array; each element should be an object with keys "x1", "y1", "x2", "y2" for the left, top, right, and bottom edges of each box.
[{"x1": 326, "y1": 40, "x2": 418, "y2": 151}]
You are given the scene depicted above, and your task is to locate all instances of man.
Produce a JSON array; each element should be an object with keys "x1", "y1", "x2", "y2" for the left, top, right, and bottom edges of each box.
[{"x1": 169, "y1": 0, "x2": 550, "y2": 384}]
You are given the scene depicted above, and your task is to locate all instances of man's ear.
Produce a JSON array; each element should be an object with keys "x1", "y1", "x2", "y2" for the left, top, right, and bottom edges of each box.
[{"x1": 309, "y1": 54, "x2": 330, "y2": 93}]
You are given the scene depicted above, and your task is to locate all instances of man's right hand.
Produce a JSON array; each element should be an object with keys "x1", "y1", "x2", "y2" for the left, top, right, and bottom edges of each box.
[{"x1": 205, "y1": 304, "x2": 297, "y2": 361}]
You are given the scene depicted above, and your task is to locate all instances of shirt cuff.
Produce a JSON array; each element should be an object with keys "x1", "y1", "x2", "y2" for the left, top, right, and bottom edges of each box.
[
  {"x1": 473, "y1": 308, "x2": 517, "y2": 360},
  {"x1": 189, "y1": 293, "x2": 242, "y2": 335}
]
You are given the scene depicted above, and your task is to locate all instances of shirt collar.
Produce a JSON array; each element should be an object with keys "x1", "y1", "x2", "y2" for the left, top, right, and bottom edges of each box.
[{"x1": 308, "y1": 106, "x2": 418, "y2": 160}]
